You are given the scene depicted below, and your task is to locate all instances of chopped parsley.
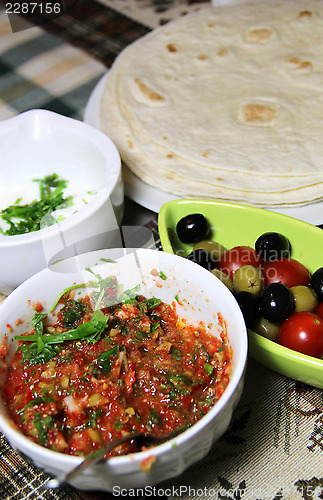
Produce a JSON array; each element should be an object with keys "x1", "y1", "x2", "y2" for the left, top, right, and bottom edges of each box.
[
  {"x1": 204, "y1": 363, "x2": 214, "y2": 377},
  {"x1": 17, "y1": 396, "x2": 55, "y2": 415},
  {"x1": 0, "y1": 173, "x2": 73, "y2": 235}
]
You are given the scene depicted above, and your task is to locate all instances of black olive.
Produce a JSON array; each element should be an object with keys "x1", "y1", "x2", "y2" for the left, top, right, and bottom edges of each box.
[
  {"x1": 186, "y1": 249, "x2": 215, "y2": 270},
  {"x1": 176, "y1": 213, "x2": 210, "y2": 243},
  {"x1": 309, "y1": 267, "x2": 323, "y2": 302},
  {"x1": 234, "y1": 291, "x2": 260, "y2": 329},
  {"x1": 255, "y1": 232, "x2": 291, "y2": 261},
  {"x1": 260, "y1": 283, "x2": 294, "y2": 323}
]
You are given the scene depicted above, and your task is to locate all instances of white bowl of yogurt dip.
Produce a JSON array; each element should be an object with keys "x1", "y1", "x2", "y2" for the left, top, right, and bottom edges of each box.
[{"x1": 0, "y1": 109, "x2": 123, "y2": 294}]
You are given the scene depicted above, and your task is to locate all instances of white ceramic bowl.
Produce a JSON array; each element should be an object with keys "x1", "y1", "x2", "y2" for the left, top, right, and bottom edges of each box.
[
  {"x1": 0, "y1": 109, "x2": 123, "y2": 295},
  {"x1": 0, "y1": 248, "x2": 247, "y2": 491}
]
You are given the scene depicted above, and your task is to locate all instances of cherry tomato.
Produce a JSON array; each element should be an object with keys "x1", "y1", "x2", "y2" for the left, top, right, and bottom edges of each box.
[
  {"x1": 277, "y1": 311, "x2": 323, "y2": 358},
  {"x1": 263, "y1": 258, "x2": 310, "y2": 288},
  {"x1": 219, "y1": 246, "x2": 264, "y2": 279}
]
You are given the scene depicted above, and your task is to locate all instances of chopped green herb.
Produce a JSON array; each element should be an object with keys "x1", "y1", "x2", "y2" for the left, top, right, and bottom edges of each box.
[
  {"x1": 170, "y1": 346, "x2": 183, "y2": 361},
  {"x1": 32, "y1": 313, "x2": 47, "y2": 335},
  {"x1": 147, "y1": 409, "x2": 163, "y2": 429},
  {"x1": 57, "y1": 352, "x2": 73, "y2": 364},
  {"x1": 200, "y1": 344, "x2": 212, "y2": 362},
  {"x1": 119, "y1": 285, "x2": 141, "y2": 303},
  {"x1": 17, "y1": 396, "x2": 55, "y2": 415},
  {"x1": 204, "y1": 363, "x2": 214, "y2": 377},
  {"x1": 18, "y1": 342, "x2": 63, "y2": 365},
  {"x1": 51, "y1": 259, "x2": 64, "y2": 265},
  {"x1": 96, "y1": 345, "x2": 119, "y2": 374},
  {"x1": 137, "y1": 302, "x2": 147, "y2": 313},
  {"x1": 167, "y1": 372, "x2": 193, "y2": 387},
  {"x1": 150, "y1": 322, "x2": 161, "y2": 334},
  {"x1": 61, "y1": 300, "x2": 85, "y2": 327},
  {"x1": 85, "y1": 268, "x2": 119, "y2": 309},
  {"x1": 33, "y1": 414, "x2": 55, "y2": 445},
  {"x1": 88, "y1": 409, "x2": 104, "y2": 428},
  {"x1": 144, "y1": 297, "x2": 162, "y2": 310},
  {"x1": 159, "y1": 271, "x2": 168, "y2": 280},
  {"x1": 218, "y1": 341, "x2": 226, "y2": 352},
  {"x1": 135, "y1": 330, "x2": 146, "y2": 340},
  {"x1": 16, "y1": 309, "x2": 109, "y2": 363},
  {"x1": 0, "y1": 174, "x2": 73, "y2": 235},
  {"x1": 50, "y1": 283, "x2": 86, "y2": 312}
]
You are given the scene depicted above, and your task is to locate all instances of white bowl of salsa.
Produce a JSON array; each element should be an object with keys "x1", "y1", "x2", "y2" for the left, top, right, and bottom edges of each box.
[
  {"x1": 0, "y1": 109, "x2": 123, "y2": 294},
  {"x1": 0, "y1": 248, "x2": 247, "y2": 491}
]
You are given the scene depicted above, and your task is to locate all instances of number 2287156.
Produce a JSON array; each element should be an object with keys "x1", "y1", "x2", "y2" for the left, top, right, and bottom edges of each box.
[{"x1": 5, "y1": 2, "x2": 62, "y2": 15}]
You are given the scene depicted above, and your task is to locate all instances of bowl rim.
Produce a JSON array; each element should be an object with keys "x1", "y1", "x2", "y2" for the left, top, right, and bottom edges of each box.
[
  {"x1": 0, "y1": 247, "x2": 248, "y2": 467},
  {"x1": 0, "y1": 109, "x2": 121, "y2": 248}
]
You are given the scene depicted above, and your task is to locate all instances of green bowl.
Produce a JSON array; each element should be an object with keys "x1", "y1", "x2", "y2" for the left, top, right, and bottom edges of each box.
[{"x1": 158, "y1": 199, "x2": 323, "y2": 389}]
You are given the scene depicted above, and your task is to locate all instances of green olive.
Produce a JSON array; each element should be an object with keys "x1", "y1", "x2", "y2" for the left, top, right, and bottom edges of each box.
[
  {"x1": 290, "y1": 285, "x2": 319, "y2": 312},
  {"x1": 193, "y1": 240, "x2": 226, "y2": 265},
  {"x1": 254, "y1": 316, "x2": 280, "y2": 341},
  {"x1": 210, "y1": 268, "x2": 234, "y2": 292},
  {"x1": 233, "y1": 265, "x2": 264, "y2": 296}
]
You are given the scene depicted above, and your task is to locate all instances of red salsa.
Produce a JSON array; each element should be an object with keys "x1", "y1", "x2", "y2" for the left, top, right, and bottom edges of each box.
[{"x1": 3, "y1": 275, "x2": 232, "y2": 457}]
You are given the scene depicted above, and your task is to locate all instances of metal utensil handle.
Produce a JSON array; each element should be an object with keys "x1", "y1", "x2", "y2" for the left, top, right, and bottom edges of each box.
[{"x1": 44, "y1": 433, "x2": 140, "y2": 489}]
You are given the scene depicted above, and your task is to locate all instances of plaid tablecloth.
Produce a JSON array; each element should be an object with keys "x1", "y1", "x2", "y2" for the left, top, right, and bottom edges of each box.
[{"x1": 0, "y1": 1, "x2": 322, "y2": 499}]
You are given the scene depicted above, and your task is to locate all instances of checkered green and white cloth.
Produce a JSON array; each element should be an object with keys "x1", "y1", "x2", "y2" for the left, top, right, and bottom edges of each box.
[{"x1": 0, "y1": 8, "x2": 103, "y2": 120}]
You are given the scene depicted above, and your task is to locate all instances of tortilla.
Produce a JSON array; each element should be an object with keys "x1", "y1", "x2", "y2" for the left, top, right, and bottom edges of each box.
[{"x1": 101, "y1": 0, "x2": 323, "y2": 207}]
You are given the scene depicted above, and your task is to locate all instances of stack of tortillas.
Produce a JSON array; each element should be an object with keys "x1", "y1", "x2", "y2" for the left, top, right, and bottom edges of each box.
[{"x1": 100, "y1": 0, "x2": 323, "y2": 207}]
